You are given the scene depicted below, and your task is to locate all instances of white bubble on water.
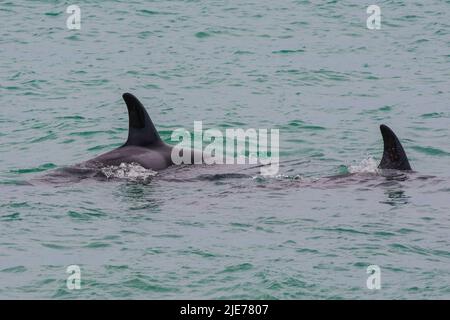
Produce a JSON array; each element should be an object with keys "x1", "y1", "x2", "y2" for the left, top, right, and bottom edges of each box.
[
  {"x1": 348, "y1": 157, "x2": 379, "y2": 174},
  {"x1": 100, "y1": 163, "x2": 157, "y2": 182}
]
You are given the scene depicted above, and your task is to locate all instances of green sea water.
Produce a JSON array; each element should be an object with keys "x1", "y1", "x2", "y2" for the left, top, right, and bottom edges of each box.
[{"x1": 0, "y1": 0, "x2": 449, "y2": 299}]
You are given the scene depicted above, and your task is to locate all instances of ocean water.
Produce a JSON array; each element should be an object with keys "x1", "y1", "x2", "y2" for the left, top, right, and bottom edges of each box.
[{"x1": 0, "y1": 0, "x2": 449, "y2": 299}]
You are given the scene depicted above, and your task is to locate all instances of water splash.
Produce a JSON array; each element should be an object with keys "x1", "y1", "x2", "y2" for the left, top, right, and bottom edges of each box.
[
  {"x1": 348, "y1": 157, "x2": 379, "y2": 174},
  {"x1": 100, "y1": 163, "x2": 157, "y2": 182}
]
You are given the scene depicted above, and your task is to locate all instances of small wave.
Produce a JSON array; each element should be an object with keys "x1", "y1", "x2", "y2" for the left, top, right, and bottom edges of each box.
[
  {"x1": 348, "y1": 157, "x2": 379, "y2": 174},
  {"x1": 100, "y1": 163, "x2": 157, "y2": 182},
  {"x1": 252, "y1": 174, "x2": 317, "y2": 185}
]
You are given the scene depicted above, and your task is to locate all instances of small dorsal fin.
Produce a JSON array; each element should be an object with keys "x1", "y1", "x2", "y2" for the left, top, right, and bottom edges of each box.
[
  {"x1": 122, "y1": 93, "x2": 162, "y2": 147},
  {"x1": 378, "y1": 124, "x2": 412, "y2": 170}
]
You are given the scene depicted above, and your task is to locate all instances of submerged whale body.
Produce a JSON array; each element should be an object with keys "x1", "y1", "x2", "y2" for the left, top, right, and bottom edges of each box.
[
  {"x1": 84, "y1": 93, "x2": 411, "y2": 172},
  {"x1": 42, "y1": 93, "x2": 412, "y2": 183}
]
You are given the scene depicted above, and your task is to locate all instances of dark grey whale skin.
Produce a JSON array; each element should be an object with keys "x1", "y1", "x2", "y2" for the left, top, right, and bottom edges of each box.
[
  {"x1": 85, "y1": 143, "x2": 174, "y2": 171},
  {"x1": 81, "y1": 94, "x2": 411, "y2": 173}
]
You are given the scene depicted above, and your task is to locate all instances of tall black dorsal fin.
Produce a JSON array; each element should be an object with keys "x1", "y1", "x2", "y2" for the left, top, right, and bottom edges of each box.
[
  {"x1": 378, "y1": 124, "x2": 412, "y2": 170},
  {"x1": 122, "y1": 93, "x2": 162, "y2": 147}
]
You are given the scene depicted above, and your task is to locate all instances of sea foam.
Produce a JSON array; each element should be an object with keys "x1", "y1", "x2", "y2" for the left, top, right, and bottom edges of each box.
[
  {"x1": 348, "y1": 157, "x2": 379, "y2": 174},
  {"x1": 100, "y1": 162, "x2": 157, "y2": 182}
]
